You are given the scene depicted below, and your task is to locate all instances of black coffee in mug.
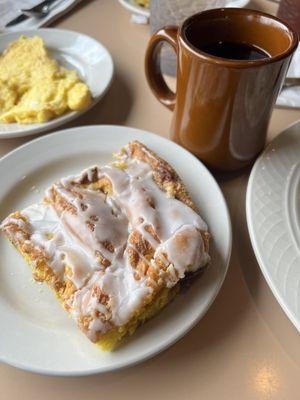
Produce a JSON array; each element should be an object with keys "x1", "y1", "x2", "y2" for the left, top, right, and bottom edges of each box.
[{"x1": 200, "y1": 40, "x2": 270, "y2": 60}]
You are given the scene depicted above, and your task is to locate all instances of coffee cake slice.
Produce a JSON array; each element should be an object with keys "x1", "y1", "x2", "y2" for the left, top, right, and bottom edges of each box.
[{"x1": 1, "y1": 141, "x2": 210, "y2": 350}]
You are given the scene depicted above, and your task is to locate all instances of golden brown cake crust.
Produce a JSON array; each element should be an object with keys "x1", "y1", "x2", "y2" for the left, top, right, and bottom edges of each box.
[{"x1": 127, "y1": 141, "x2": 196, "y2": 210}]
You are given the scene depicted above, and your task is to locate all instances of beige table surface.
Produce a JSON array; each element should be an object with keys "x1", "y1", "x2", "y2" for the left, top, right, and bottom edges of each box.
[{"x1": 0, "y1": 0, "x2": 300, "y2": 399}]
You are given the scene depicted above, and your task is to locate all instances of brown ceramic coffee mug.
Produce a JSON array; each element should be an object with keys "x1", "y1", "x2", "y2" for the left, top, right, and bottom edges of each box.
[{"x1": 145, "y1": 8, "x2": 298, "y2": 171}]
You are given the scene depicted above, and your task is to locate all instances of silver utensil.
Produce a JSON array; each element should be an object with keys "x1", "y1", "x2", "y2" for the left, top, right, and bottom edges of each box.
[
  {"x1": 21, "y1": 0, "x2": 59, "y2": 18},
  {"x1": 5, "y1": 0, "x2": 58, "y2": 27},
  {"x1": 5, "y1": 14, "x2": 29, "y2": 27}
]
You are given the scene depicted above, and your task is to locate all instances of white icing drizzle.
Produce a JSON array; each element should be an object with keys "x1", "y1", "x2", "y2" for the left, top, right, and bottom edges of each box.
[
  {"x1": 21, "y1": 204, "x2": 98, "y2": 288},
  {"x1": 100, "y1": 160, "x2": 208, "y2": 245},
  {"x1": 2, "y1": 149, "x2": 210, "y2": 341},
  {"x1": 50, "y1": 185, "x2": 128, "y2": 263},
  {"x1": 155, "y1": 225, "x2": 210, "y2": 284}
]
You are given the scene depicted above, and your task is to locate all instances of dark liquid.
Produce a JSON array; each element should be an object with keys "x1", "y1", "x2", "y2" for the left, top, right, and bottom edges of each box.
[{"x1": 200, "y1": 41, "x2": 270, "y2": 61}]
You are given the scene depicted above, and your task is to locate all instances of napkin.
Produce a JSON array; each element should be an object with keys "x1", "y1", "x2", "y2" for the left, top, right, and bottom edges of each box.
[
  {"x1": 277, "y1": 47, "x2": 300, "y2": 108},
  {"x1": 0, "y1": 0, "x2": 82, "y2": 31}
]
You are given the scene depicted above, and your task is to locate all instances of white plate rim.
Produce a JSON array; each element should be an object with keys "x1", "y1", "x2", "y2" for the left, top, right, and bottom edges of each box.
[
  {"x1": 0, "y1": 28, "x2": 114, "y2": 139},
  {"x1": 0, "y1": 125, "x2": 232, "y2": 376},
  {"x1": 118, "y1": 0, "x2": 150, "y2": 17},
  {"x1": 246, "y1": 120, "x2": 300, "y2": 332}
]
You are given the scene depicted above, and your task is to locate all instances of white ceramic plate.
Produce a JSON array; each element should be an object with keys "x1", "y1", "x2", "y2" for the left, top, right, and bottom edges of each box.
[
  {"x1": 118, "y1": 0, "x2": 150, "y2": 18},
  {"x1": 0, "y1": 125, "x2": 231, "y2": 376},
  {"x1": 247, "y1": 121, "x2": 300, "y2": 331},
  {"x1": 0, "y1": 29, "x2": 113, "y2": 139}
]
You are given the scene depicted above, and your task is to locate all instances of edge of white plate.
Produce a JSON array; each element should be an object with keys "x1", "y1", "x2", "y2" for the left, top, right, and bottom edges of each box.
[
  {"x1": 246, "y1": 120, "x2": 300, "y2": 332},
  {"x1": 118, "y1": 0, "x2": 150, "y2": 17},
  {"x1": 0, "y1": 29, "x2": 114, "y2": 139},
  {"x1": 0, "y1": 125, "x2": 232, "y2": 376}
]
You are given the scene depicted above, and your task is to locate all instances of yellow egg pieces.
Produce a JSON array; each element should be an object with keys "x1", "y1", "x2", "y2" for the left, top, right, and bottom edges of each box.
[{"x1": 0, "y1": 35, "x2": 92, "y2": 124}]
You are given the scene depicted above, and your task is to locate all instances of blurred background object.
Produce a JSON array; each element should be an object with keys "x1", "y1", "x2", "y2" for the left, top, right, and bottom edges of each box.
[
  {"x1": 277, "y1": 0, "x2": 300, "y2": 36},
  {"x1": 118, "y1": 0, "x2": 150, "y2": 21},
  {"x1": 150, "y1": 0, "x2": 250, "y2": 75}
]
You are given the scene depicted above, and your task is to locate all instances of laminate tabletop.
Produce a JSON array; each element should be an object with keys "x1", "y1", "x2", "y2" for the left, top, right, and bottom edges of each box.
[{"x1": 0, "y1": 1, "x2": 299, "y2": 399}]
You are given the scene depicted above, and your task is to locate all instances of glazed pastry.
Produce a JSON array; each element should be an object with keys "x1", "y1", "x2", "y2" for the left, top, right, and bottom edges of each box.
[{"x1": 1, "y1": 141, "x2": 210, "y2": 350}]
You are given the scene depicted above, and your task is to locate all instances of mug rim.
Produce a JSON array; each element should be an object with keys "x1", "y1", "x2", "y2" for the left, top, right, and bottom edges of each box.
[{"x1": 180, "y1": 7, "x2": 299, "y2": 68}]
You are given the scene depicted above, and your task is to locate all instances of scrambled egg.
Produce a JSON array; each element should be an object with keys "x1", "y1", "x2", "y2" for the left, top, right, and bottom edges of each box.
[
  {"x1": 134, "y1": 0, "x2": 149, "y2": 8},
  {"x1": 0, "y1": 36, "x2": 92, "y2": 124}
]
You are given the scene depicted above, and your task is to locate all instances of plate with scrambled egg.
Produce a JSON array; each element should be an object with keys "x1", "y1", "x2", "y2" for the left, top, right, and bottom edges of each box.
[{"x1": 0, "y1": 29, "x2": 114, "y2": 139}]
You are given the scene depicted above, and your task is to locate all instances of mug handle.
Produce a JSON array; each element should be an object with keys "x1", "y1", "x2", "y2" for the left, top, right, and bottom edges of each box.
[{"x1": 145, "y1": 26, "x2": 178, "y2": 111}]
